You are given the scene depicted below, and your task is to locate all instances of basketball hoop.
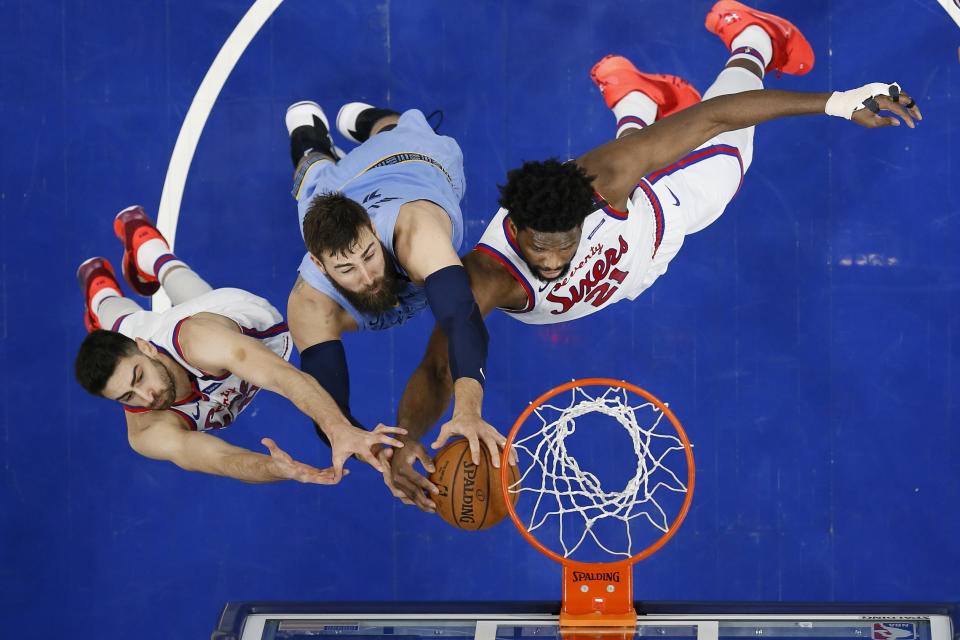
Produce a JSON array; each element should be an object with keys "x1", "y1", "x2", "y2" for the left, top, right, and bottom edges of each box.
[{"x1": 500, "y1": 378, "x2": 695, "y2": 635}]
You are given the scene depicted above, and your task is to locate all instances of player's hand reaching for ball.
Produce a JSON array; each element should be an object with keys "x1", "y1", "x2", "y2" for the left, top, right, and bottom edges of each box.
[
  {"x1": 431, "y1": 414, "x2": 517, "y2": 469},
  {"x1": 376, "y1": 436, "x2": 440, "y2": 512},
  {"x1": 261, "y1": 437, "x2": 345, "y2": 485},
  {"x1": 328, "y1": 422, "x2": 407, "y2": 481},
  {"x1": 825, "y1": 82, "x2": 922, "y2": 128}
]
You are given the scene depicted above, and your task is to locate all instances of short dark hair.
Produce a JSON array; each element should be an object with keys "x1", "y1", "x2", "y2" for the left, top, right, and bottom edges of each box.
[
  {"x1": 75, "y1": 330, "x2": 139, "y2": 396},
  {"x1": 302, "y1": 191, "x2": 374, "y2": 258},
  {"x1": 497, "y1": 159, "x2": 597, "y2": 232}
]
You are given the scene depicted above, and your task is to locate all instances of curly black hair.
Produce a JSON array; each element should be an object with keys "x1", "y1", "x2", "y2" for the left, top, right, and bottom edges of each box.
[{"x1": 497, "y1": 159, "x2": 597, "y2": 232}]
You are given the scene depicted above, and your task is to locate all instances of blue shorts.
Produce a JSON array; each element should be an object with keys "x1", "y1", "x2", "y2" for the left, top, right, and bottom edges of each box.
[{"x1": 293, "y1": 108, "x2": 466, "y2": 226}]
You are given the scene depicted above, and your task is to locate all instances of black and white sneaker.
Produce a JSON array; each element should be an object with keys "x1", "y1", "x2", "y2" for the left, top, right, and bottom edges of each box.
[
  {"x1": 336, "y1": 101, "x2": 401, "y2": 144},
  {"x1": 285, "y1": 100, "x2": 344, "y2": 167}
]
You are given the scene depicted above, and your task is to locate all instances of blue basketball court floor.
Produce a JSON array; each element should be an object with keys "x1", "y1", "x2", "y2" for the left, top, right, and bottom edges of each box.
[{"x1": 1, "y1": 1, "x2": 957, "y2": 638}]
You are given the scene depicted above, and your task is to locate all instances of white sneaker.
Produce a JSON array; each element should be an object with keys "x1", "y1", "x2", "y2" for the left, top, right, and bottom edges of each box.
[
  {"x1": 335, "y1": 101, "x2": 376, "y2": 144},
  {"x1": 285, "y1": 101, "x2": 344, "y2": 161}
]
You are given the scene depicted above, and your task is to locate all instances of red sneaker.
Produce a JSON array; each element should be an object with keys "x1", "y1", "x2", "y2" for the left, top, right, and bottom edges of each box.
[
  {"x1": 590, "y1": 55, "x2": 701, "y2": 119},
  {"x1": 705, "y1": 0, "x2": 814, "y2": 76},
  {"x1": 77, "y1": 257, "x2": 121, "y2": 332},
  {"x1": 113, "y1": 205, "x2": 164, "y2": 296}
]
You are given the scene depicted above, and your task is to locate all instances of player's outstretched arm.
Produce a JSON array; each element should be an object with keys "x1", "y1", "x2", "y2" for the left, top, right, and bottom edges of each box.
[
  {"x1": 176, "y1": 315, "x2": 405, "y2": 480},
  {"x1": 287, "y1": 276, "x2": 373, "y2": 436},
  {"x1": 126, "y1": 411, "x2": 342, "y2": 484},
  {"x1": 386, "y1": 249, "x2": 524, "y2": 511},
  {"x1": 392, "y1": 202, "x2": 494, "y2": 457},
  {"x1": 579, "y1": 82, "x2": 922, "y2": 210}
]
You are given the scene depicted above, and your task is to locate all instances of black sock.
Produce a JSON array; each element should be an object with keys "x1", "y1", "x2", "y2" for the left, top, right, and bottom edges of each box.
[
  {"x1": 289, "y1": 115, "x2": 336, "y2": 167},
  {"x1": 348, "y1": 107, "x2": 401, "y2": 142}
]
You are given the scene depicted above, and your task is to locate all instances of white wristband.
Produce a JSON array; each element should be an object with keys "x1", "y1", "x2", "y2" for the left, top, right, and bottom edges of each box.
[{"x1": 824, "y1": 82, "x2": 902, "y2": 119}]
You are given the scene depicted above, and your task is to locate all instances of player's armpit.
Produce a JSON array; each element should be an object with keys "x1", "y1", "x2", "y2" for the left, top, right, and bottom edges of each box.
[
  {"x1": 462, "y1": 249, "x2": 529, "y2": 314},
  {"x1": 287, "y1": 277, "x2": 355, "y2": 351}
]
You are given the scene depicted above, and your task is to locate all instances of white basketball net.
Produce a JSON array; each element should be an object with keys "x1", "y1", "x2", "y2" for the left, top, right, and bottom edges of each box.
[{"x1": 508, "y1": 385, "x2": 690, "y2": 559}]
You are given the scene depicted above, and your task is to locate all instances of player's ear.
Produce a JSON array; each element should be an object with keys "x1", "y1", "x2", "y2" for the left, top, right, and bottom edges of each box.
[
  {"x1": 309, "y1": 253, "x2": 327, "y2": 274},
  {"x1": 135, "y1": 337, "x2": 158, "y2": 357},
  {"x1": 505, "y1": 216, "x2": 519, "y2": 238}
]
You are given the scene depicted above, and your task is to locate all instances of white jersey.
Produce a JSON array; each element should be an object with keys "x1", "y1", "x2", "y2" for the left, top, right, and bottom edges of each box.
[
  {"x1": 476, "y1": 180, "x2": 688, "y2": 324},
  {"x1": 475, "y1": 134, "x2": 753, "y2": 325},
  {"x1": 116, "y1": 288, "x2": 292, "y2": 431}
]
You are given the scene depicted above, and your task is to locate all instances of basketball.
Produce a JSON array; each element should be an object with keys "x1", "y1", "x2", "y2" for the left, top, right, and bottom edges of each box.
[{"x1": 429, "y1": 438, "x2": 519, "y2": 530}]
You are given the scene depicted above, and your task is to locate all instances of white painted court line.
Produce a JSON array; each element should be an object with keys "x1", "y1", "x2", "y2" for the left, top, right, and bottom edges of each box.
[
  {"x1": 936, "y1": 0, "x2": 960, "y2": 28},
  {"x1": 153, "y1": 0, "x2": 283, "y2": 311}
]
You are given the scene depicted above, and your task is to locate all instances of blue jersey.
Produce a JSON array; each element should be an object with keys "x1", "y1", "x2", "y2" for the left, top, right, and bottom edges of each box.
[{"x1": 293, "y1": 109, "x2": 466, "y2": 332}]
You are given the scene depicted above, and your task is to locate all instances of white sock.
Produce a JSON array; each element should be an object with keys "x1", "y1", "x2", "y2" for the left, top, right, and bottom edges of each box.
[
  {"x1": 91, "y1": 287, "x2": 123, "y2": 314},
  {"x1": 729, "y1": 25, "x2": 772, "y2": 75},
  {"x1": 161, "y1": 267, "x2": 213, "y2": 306},
  {"x1": 703, "y1": 65, "x2": 765, "y2": 101},
  {"x1": 135, "y1": 237, "x2": 186, "y2": 282},
  {"x1": 612, "y1": 90, "x2": 658, "y2": 137},
  {"x1": 94, "y1": 293, "x2": 142, "y2": 331}
]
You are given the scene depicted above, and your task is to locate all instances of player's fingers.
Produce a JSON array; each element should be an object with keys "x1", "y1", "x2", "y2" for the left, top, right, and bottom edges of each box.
[
  {"x1": 851, "y1": 108, "x2": 897, "y2": 129},
  {"x1": 482, "y1": 436, "x2": 501, "y2": 468},
  {"x1": 411, "y1": 444, "x2": 436, "y2": 473},
  {"x1": 384, "y1": 474, "x2": 420, "y2": 504},
  {"x1": 263, "y1": 437, "x2": 297, "y2": 465},
  {"x1": 875, "y1": 94, "x2": 915, "y2": 128},
  {"x1": 431, "y1": 429, "x2": 452, "y2": 450},
  {"x1": 406, "y1": 469, "x2": 440, "y2": 496},
  {"x1": 356, "y1": 449, "x2": 385, "y2": 472},
  {"x1": 312, "y1": 467, "x2": 346, "y2": 485},
  {"x1": 896, "y1": 90, "x2": 922, "y2": 121},
  {"x1": 261, "y1": 437, "x2": 278, "y2": 452},
  {"x1": 412, "y1": 491, "x2": 437, "y2": 513},
  {"x1": 467, "y1": 434, "x2": 481, "y2": 466},
  {"x1": 373, "y1": 423, "x2": 408, "y2": 436},
  {"x1": 331, "y1": 455, "x2": 348, "y2": 482},
  {"x1": 392, "y1": 472, "x2": 436, "y2": 511},
  {"x1": 313, "y1": 473, "x2": 338, "y2": 485},
  {"x1": 374, "y1": 433, "x2": 404, "y2": 449},
  {"x1": 891, "y1": 89, "x2": 923, "y2": 120}
]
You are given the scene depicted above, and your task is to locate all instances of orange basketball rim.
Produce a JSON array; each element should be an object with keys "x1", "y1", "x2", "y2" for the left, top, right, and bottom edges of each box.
[{"x1": 499, "y1": 378, "x2": 695, "y2": 633}]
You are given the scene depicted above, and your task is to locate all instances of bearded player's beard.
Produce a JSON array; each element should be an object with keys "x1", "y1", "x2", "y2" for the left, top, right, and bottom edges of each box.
[{"x1": 328, "y1": 243, "x2": 402, "y2": 314}]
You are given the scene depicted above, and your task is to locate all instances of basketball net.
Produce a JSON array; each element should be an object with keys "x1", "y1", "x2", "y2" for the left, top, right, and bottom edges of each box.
[{"x1": 501, "y1": 379, "x2": 695, "y2": 636}]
